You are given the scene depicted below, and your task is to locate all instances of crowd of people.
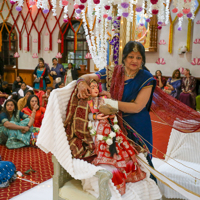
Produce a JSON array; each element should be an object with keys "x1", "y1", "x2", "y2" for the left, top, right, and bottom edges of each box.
[
  {"x1": 0, "y1": 57, "x2": 80, "y2": 150},
  {"x1": 154, "y1": 68, "x2": 200, "y2": 110}
]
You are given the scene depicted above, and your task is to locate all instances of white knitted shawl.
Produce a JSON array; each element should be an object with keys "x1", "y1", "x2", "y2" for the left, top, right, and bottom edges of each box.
[{"x1": 36, "y1": 80, "x2": 199, "y2": 200}]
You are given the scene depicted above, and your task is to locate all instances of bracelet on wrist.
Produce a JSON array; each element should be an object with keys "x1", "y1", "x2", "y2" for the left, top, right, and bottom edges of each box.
[{"x1": 77, "y1": 78, "x2": 86, "y2": 86}]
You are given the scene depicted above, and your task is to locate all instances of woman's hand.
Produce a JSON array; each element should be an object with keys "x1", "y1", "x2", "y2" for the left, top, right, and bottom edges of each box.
[
  {"x1": 99, "y1": 91, "x2": 111, "y2": 98},
  {"x1": 33, "y1": 74, "x2": 37, "y2": 78},
  {"x1": 41, "y1": 76, "x2": 43, "y2": 79},
  {"x1": 33, "y1": 104, "x2": 39, "y2": 112},
  {"x1": 77, "y1": 81, "x2": 91, "y2": 99},
  {"x1": 96, "y1": 113, "x2": 109, "y2": 120},
  {"x1": 4, "y1": 94, "x2": 9, "y2": 98},
  {"x1": 109, "y1": 114, "x2": 115, "y2": 119},
  {"x1": 18, "y1": 82, "x2": 22, "y2": 85},
  {"x1": 21, "y1": 126, "x2": 30, "y2": 134}
]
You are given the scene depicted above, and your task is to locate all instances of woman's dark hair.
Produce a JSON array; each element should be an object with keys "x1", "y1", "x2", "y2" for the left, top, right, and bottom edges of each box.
[
  {"x1": 155, "y1": 70, "x2": 162, "y2": 77},
  {"x1": 17, "y1": 76, "x2": 23, "y2": 82},
  {"x1": 39, "y1": 58, "x2": 44, "y2": 63},
  {"x1": 11, "y1": 93, "x2": 19, "y2": 102},
  {"x1": 52, "y1": 57, "x2": 57, "y2": 62},
  {"x1": 26, "y1": 95, "x2": 40, "y2": 111},
  {"x1": 2, "y1": 81, "x2": 8, "y2": 86},
  {"x1": 185, "y1": 68, "x2": 191, "y2": 75},
  {"x1": 3, "y1": 99, "x2": 18, "y2": 120},
  {"x1": 46, "y1": 87, "x2": 53, "y2": 91},
  {"x1": 58, "y1": 81, "x2": 64, "y2": 87},
  {"x1": 21, "y1": 82, "x2": 26, "y2": 86},
  {"x1": 122, "y1": 41, "x2": 147, "y2": 70},
  {"x1": 25, "y1": 90, "x2": 34, "y2": 95},
  {"x1": 172, "y1": 69, "x2": 181, "y2": 79}
]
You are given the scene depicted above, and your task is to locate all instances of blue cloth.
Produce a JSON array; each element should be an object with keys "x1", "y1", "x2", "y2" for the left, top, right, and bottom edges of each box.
[
  {"x1": 0, "y1": 160, "x2": 16, "y2": 184},
  {"x1": 95, "y1": 68, "x2": 156, "y2": 154},
  {"x1": 34, "y1": 69, "x2": 46, "y2": 90},
  {"x1": 166, "y1": 78, "x2": 182, "y2": 99},
  {"x1": 50, "y1": 63, "x2": 65, "y2": 80}
]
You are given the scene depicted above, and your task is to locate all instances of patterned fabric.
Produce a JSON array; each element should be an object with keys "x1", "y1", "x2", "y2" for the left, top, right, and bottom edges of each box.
[
  {"x1": 0, "y1": 160, "x2": 16, "y2": 188},
  {"x1": 165, "y1": 78, "x2": 182, "y2": 99},
  {"x1": 179, "y1": 76, "x2": 196, "y2": 109},
  {"x1": 92, "y1": 119, "x2": 146, "y2": 195},
  {"x1": 22, "y1": 107, "x2": 45, "y2": 128},
  {"x1": 64, "y1": 87, "x2": 95, "y2": 159},
  {"x1": 1, "y1": 118, "x2": 33, "y2": 149},
  {"x1": 110, "y1": 65, "x2": 128, "y2": 136}
]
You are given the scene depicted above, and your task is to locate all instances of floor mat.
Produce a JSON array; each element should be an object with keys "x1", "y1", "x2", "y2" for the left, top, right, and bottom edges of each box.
[{"x1": 0, "y1": 145, "x2": 53, "y2": 200}]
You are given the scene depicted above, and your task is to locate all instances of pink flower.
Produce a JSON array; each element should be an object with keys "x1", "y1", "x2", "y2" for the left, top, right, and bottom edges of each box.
[
  {"x1": 73, "y1": 4, "x2": 79, "y2": 9},
  {"x1": 150, "y1": 0, "x2": 158, "y2": 4},
  {"x1": 172, "y1": 8, "x2": 178, "y2": 13},
  {"x1": 103, "y1": 14, "x2": 108, "y2": 18}
]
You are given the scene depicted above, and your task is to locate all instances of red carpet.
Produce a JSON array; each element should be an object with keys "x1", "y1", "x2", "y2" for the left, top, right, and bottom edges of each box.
[
  {"x1": 150, "y1": 112, "x2": 172, "y2": 159},
  {"x1": 0, "y1": 112, "x2": 171, "y2": 199},
  {"x1": 0, "y1": 146, "x2": 53, "y2": 200}
]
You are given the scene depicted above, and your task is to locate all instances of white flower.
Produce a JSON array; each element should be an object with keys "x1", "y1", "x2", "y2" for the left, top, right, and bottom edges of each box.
[
  {"x1": 90, "y1": 129, "x2": 96, "y2": 136},
  {"x1": 17, "y1": 171, "x2": 23, "y2": 177},
  {"x1": 109, "y1": 131, "x2": 116, "y2": 138},
  {"x1": 113, "y1": 124, "x2": 120, "y2": 132},
  {"x1": 88, "y1": 121, "x2": 92, "y2": 129},
  {"x1": 97, "y1": 135, "x2": 104, "y2": 141},
  {"x1": 106, "y1": 138, "x2": 113, "y2": 145},
  {"x1": 113, "y1": 116, "x2": 118, "y2": 124},
  {"x1": 116, "y1": 136, "x2": 123, "y2": 144}
]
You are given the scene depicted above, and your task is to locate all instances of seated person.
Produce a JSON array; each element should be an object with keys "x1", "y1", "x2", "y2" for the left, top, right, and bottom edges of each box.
[
  {"x1": 179, "y1": 68, "x2": 196, "y2": 109},
  {"x1": 17, "y1": 90, "x2": 34, "y2": 111},
  {"x1": 164, "y1": 69, "x2": 182, "y2": 99},
  {"x1": 41, "y1": 87, "x2": 53, "y2": 108},
  {"x1": 22, "y1": 95, "x2": 46, "y2": 128},
  {"x1": 0, "y1": 155, "x2": 16, "y2": 188},
  {"x1": 154, "y1": 70, "x2": 166, "y2": 89},
  {"x1": 0, "y1": 81, "x2": 11, "y2": 105},
  {"x1": 0, "y1": 99, "x2": 37, "y2": 149},
  {"x1": 18, "y1": 82, "x2": 33, "y2": 99},
  {"x1": 12, "y1": 76, "x2": 23, "y2": 93},
  {"x1": 57, "y1": 81, "x2": 64, "y2": 88},
  {"x1": 65, "y1": 80, "x2": 147, "y2": 195}
]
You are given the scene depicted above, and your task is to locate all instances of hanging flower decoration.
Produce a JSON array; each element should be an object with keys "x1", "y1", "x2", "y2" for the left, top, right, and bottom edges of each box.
[
  {"x1": 14, "y1": 52, "x2": 20, "y2": 58},
  {"x1": 103, "y1": 14, "x2": 108, "y2": 18},
  {"x1": 43, "y1": 9, "x2": 49, "y2": 14},
  {"x1": 62, "y1": 0, "x2": 68, "y2": 6},
  {"x1": 32, "y1": 53, "x2": 38, "y2": 58},
  {"x1": 29, "y1": 0, "x2": 36, "y2": 6},
  {"x1": 107, "y1": 16, "x2": 112, "y2": 20},
  {"x1": 63, "y1": 18, "x2": 68, "y2": 23},
  {"x1": 146, "y1": 18, "x2": 151, "y2": 23},
  {"x1": 16, "y1": 6, "x2": 22, "y2": 11},
  {"x1": 56, "y1": 52, "x2": 62, "y2": 58},
  {"x1": 122, "y1": 12, "x2": 129, "y2": 18},
  {"x1": 76, "y1": 9, "x2": 82, "y2": 14},
  {"x1": 150, "y1": 0, "x2": 158, "y2": 4},
  {"x1": 172, "y1": 8, "x2": 178, "y2": 13},
  {"x1": 104, "y1": 5, "x2": 110, "y2": 10},
  {"x1": 79, "y1": 4, "x2": 85, "y2": 10},
  {"x1": 10, "y1": 0, "x2": 16, "y2": 5},
  {"x1": 135, "y1": 6, "x2": 143, "y2": 12},
  {"x1": 152, "y1": 9, "x2": 158, "y2": 15},
  {"x1": 73, "y1": 4, "x2": 79, "y2": 9},
  {"x1": 93, "y1": 0, "x2": 100, "y2": 4},
  {"x1": 57, "y1": 39, "x2": 62, "y2": 43},
  {"x1": 80, "y1": 0, "x2": 87, "y2": 3},
  {"x1": 85, "y1": 52, "x2": 92, "y2": 59},
  {"x1": 121, "y1": 2, "x2": 129, "y2": 9}
]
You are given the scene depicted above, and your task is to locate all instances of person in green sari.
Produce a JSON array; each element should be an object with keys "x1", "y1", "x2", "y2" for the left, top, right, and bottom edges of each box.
[{"x1": 0, "y1": 99, "x2": 37, "y2": 149}]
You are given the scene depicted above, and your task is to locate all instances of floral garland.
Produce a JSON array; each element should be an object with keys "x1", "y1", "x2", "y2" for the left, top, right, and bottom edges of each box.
[{"x1": 88, "y1": 116, "x2": 120, "y2": 146}]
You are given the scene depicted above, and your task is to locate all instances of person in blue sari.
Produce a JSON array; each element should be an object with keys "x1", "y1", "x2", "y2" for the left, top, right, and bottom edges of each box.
[
  {"x1": 0, "y1": 155, "x2": 16, "y2": 188},
  {"x1": 164, "y1": 69, "x2": 182, "y2": 99},
  {"x1": 76, "y1": 41, "x2": 156, "y2": 169},
  {"x1": 0, "y1": 99, "x2": 37, "y2": 149}
]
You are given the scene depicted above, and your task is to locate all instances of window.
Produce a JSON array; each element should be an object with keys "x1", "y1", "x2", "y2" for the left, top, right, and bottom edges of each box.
[
  {"x1": 63, "y1": 20, "x2": 89, "y2": 69},
  {"x1": 0, "y1": 23, "x2": 17, "y2": 66}
]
